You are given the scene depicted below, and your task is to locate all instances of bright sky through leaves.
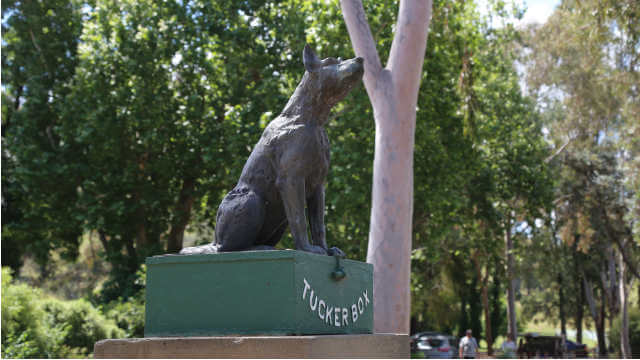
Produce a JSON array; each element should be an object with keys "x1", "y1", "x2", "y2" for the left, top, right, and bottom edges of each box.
[{"x1": 476, "y1": 0, "x2": 561, "y2": 26}]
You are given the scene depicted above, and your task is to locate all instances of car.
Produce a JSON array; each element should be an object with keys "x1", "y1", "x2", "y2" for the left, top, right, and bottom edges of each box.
[
  {"x1": 411, "y1": 333, "x2": 457, "y2": 359},
  {"x1": 411, "y1": 331, "x2": 443, "y2": 341},
  {"x1": 410, "y1": 331, "x2": 442, "y2": 351},
  {"x1": 517, "y1": 333, "x2": 589, "y2": 358},
  {"x1": 565, "y1": 339, "x2": 589, "y2": 358},
  {"x1": 518, "y1": 333, "x2": 563, "y2": 358}
]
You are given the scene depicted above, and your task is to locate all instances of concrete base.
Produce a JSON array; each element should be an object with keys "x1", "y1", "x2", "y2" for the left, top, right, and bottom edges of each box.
[{"x1": 94, "y1": 334, "x2": 408, "y2": 358}]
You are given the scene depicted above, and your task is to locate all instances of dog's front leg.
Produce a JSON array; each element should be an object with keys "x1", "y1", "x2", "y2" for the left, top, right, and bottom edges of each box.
[
  {"x1": 277, "y1": 177, "x2": 327, "y2": 255},
  {"x1": 308, "y1": 185, "x2": 345, "y2": 257},
  {"x1": 307, "y1": 185, "x2": 328, "y2": 250}
]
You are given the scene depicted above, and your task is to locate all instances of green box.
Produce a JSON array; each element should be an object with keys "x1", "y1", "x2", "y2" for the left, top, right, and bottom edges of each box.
[{"x1": 144, "y1": 250, "x2": 373, "y2": 337}]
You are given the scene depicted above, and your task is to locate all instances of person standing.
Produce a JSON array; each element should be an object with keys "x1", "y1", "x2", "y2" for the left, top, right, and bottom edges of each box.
[
  {"x1": 500, "y1": 333, "x2": 517, "y2": 358},
  {"x1": 459, "y1": 329, "x2": 479, "y2": 359}
]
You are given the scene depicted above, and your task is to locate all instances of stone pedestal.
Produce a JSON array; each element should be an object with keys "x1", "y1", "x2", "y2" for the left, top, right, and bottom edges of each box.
[
  {"x1": 94, "y1": 334, "x2": 408, "y2": 358},
  {"x1": 96, "y1": 250, "x2": 387, "y2": 358}
]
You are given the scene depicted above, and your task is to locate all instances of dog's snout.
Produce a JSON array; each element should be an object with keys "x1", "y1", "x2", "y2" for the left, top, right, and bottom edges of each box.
[{"x1": 355, "y1": 57, "x2": 364, "y2": 64}]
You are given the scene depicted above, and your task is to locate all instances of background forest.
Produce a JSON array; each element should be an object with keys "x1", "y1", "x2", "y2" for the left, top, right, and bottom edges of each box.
[{"x1": 2, "y1": 0, "x2": 639, "y2": 357}]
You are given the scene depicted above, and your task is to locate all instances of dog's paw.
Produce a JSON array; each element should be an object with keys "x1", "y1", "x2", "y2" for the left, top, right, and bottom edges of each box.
[
  {"x1": 302, "y1": 245, "x2": 328, "y2": 255},
  {"x1": 327, "y1": 246, "x2": 345, "y2": 257}
]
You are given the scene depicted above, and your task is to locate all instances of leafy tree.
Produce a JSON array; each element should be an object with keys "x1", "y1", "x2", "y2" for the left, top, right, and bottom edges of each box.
[
  {"x1": 523, "y1": 0, "x2": 639, "y2": 354},
  {"x1": 1, "y1": 0, "x2": 85, "y2": 272},
  {"x1": 416, "y1": 0, "x2": 553, "y2": 351}
]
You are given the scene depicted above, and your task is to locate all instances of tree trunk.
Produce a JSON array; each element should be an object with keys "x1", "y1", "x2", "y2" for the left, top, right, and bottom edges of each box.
[
  {"x1": 98, "y1": 231, "x2": 110, "y2": 253},
  {"x1": 167, "y1": 177, "x2": 196, "y2": 252},
  {"x1": 136, "y1": 218, "x2": 147, "y2": 249},
  {"x1": 577, "y1": 278, "x2": 584, "y2": 344},
  {"x1": 597, "y1": 292, "x2": 607, "y2": 357},
  {"x1": 473, "y1": 256, "x2": 493, "y2": 355},
  {"x1": 341, "y1": 0, "x2": 433, "y2": 334},
  {"x1": 133, "y1": 191, "x2": 147, "y2": 250},
  {"x1": 490, "y1": 265, "x2": 503, "y2": 343},
  {"x1": 602, "y1": 245, "x2": 618, "y2": 317},
  {"x1": 481, "y1": 284, "x2": 493, "y2": 355},
  {"x1": 584, "y1": 276, "x2": 607, "y2": 356},
  {"x1": 460, "y1": 295, "x2": 469, "y2": 335},
  {"x1": 600, "y1": 202, "x2": 640, "y2": 281},
  {"x1": 2, "y1": 84, "x2": 23, "y2": 136},
  {"x1": 558, "y1": 272, "x2": 567, "y2": 336},
  {"x1": 619, "y1": 249, "x2": 631, "y2": 358},
  {"x1": 125, "y1": 234, "x2": 139, "y2": 273},
  {"x1": 505, "y1": 216, "x2": 518, "y2": 340},
  {"x1": 574, "y1": 235, "x2": 583, "y2": 343}
]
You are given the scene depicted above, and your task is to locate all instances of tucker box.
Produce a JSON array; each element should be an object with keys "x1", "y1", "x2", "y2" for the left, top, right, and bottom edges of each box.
[{"x1": 144, "y1": 250, "x2": 373, "y2": 337}]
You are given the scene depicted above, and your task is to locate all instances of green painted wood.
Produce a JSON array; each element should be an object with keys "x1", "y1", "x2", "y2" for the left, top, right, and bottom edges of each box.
[{"x1": 144, "y1": 250, "x2": 373, "y2": 337}]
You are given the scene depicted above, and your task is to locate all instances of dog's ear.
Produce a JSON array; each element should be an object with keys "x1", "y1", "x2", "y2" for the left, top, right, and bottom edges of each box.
[{"x1": 303, "y1": 44, "x2": 321, "y2": 72}]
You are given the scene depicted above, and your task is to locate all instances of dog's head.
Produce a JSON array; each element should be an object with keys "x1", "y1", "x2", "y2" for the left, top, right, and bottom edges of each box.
[{"x1": 302, "y1": 44, "x2": 364, "y2": 108}]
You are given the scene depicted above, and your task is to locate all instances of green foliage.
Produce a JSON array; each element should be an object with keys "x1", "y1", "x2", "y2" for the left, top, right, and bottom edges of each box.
[
  {"x1": 521, "y1": 0, "x2": 639, "y2": 353},
  {"x1": 1, "y1": 268, "x2": 68, "y2": 358},
  {"x1": 1, "y1": 267, "x2": 124, "y2": 358},
  {"x1": 409, "y1": 0, "x2": 552, "y2": 345},
  {"x1": 41, "y1": 298, "x2": 124, "y2": 355},
  {"x1": 102, "y1": 266, "x2": 146, "y2": 338},
  {"x1": 103, "y1": 298, "x2": 145, "y2": 338},
  {"x1": 609, "y1": 308, "x2": 640, "y2": 357},
  {"x1": 2, "y1": 0, "x2": 85, "y2": 271}
]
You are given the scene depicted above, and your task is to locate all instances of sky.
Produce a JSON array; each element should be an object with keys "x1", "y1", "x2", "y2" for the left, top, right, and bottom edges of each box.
[
  {"x1": 476, "y1": 0, "x2": 562, "y2": 26},
  {"x1": 518, "y1": 0, "x2": 562, "y2": 25}
]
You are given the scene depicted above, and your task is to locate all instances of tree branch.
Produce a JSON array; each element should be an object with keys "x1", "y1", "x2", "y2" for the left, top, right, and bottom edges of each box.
[
  {"x1": 545, "y1": 138, "x2": 571, "y2": 163},
  {"x1": 1, "y1": 84, "x2": 22, "y2": 137},
  {"x1": 340, "y1": 0, "x2": 383, "y2": 93},
  {"x1": 29, "y1": 29, "x2": 50, "y2": 77},
  {"x1": 582, "y1": 275, "x2": 599, "y2": 324},
  {"x1": 387, "y1": 0, "x2": 433, "y2": 98},
  {"x1": 594, "y1": 189, "x2": 640, "y2": 281},
  {"x1": 613, "y1": 235, "x2": 640, "y2": 281}
]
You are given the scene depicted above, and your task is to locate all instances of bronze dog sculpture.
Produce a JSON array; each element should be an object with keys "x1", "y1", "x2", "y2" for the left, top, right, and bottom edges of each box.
[{"x1": 181, "y1": 45, "x2": 363, "y2": 256}]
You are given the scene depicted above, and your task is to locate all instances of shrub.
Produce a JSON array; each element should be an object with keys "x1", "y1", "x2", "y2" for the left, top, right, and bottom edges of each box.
[
  {"x1": 1, "y1": 268, "x2": 70, "y2": 358},
  {"x1": 102, "y1": 265, "x2": 146, "y2": 338},
  {"x1": 42, "y1": 298, "x2": 124, "y2": 354},
  {"x1": 104, "y1": 298, "x2": 145, "y2": 338},
  {"x1": 1, "y1": 267, "x2": 124, "y2": 358},
  {"x1": 1, "y1": 268, "x2": 64, "y2": 358},
  {"x1": 609, "y1": 307, "x2": 640, "y2": 357}
]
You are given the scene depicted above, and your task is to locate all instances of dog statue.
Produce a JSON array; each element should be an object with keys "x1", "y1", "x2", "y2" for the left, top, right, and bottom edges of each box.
[{"x1": 181, "y1": 45, "x2": 364, "y2": 256}]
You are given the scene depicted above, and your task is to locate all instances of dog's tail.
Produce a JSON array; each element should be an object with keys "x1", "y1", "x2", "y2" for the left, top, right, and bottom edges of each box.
[{"x1": 179, "y1": 243, "x2": 219, "y2": 255}]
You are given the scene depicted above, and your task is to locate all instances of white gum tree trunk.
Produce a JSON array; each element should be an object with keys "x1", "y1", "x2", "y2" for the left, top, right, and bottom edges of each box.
[
  {"x1": 505, "y1": 215, "x2": 518, "y2": 340},
  {"x1": 619, "y1": 249, "x2": 632, "y2": 358},
  {"x1": 340, "y1": 0, "x2": 433, "y2": 334}
]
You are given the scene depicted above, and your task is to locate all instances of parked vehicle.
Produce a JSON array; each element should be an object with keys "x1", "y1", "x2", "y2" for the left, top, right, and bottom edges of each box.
[
  {"x1": 565, "y1": 339, "x2": 589, "y2": 358},
  {"x1": 517, "y1": 333, "x2": 589, "y2": 359},
  {"x1": 411, "y1": 331, "x2": 442, "y2": 341},
  {"x1": 411, "y1": 333, "x2": 457, "y2": 359},
  {"x1": 411, "y1": 331, "x2": 441, "y2": 352}
]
